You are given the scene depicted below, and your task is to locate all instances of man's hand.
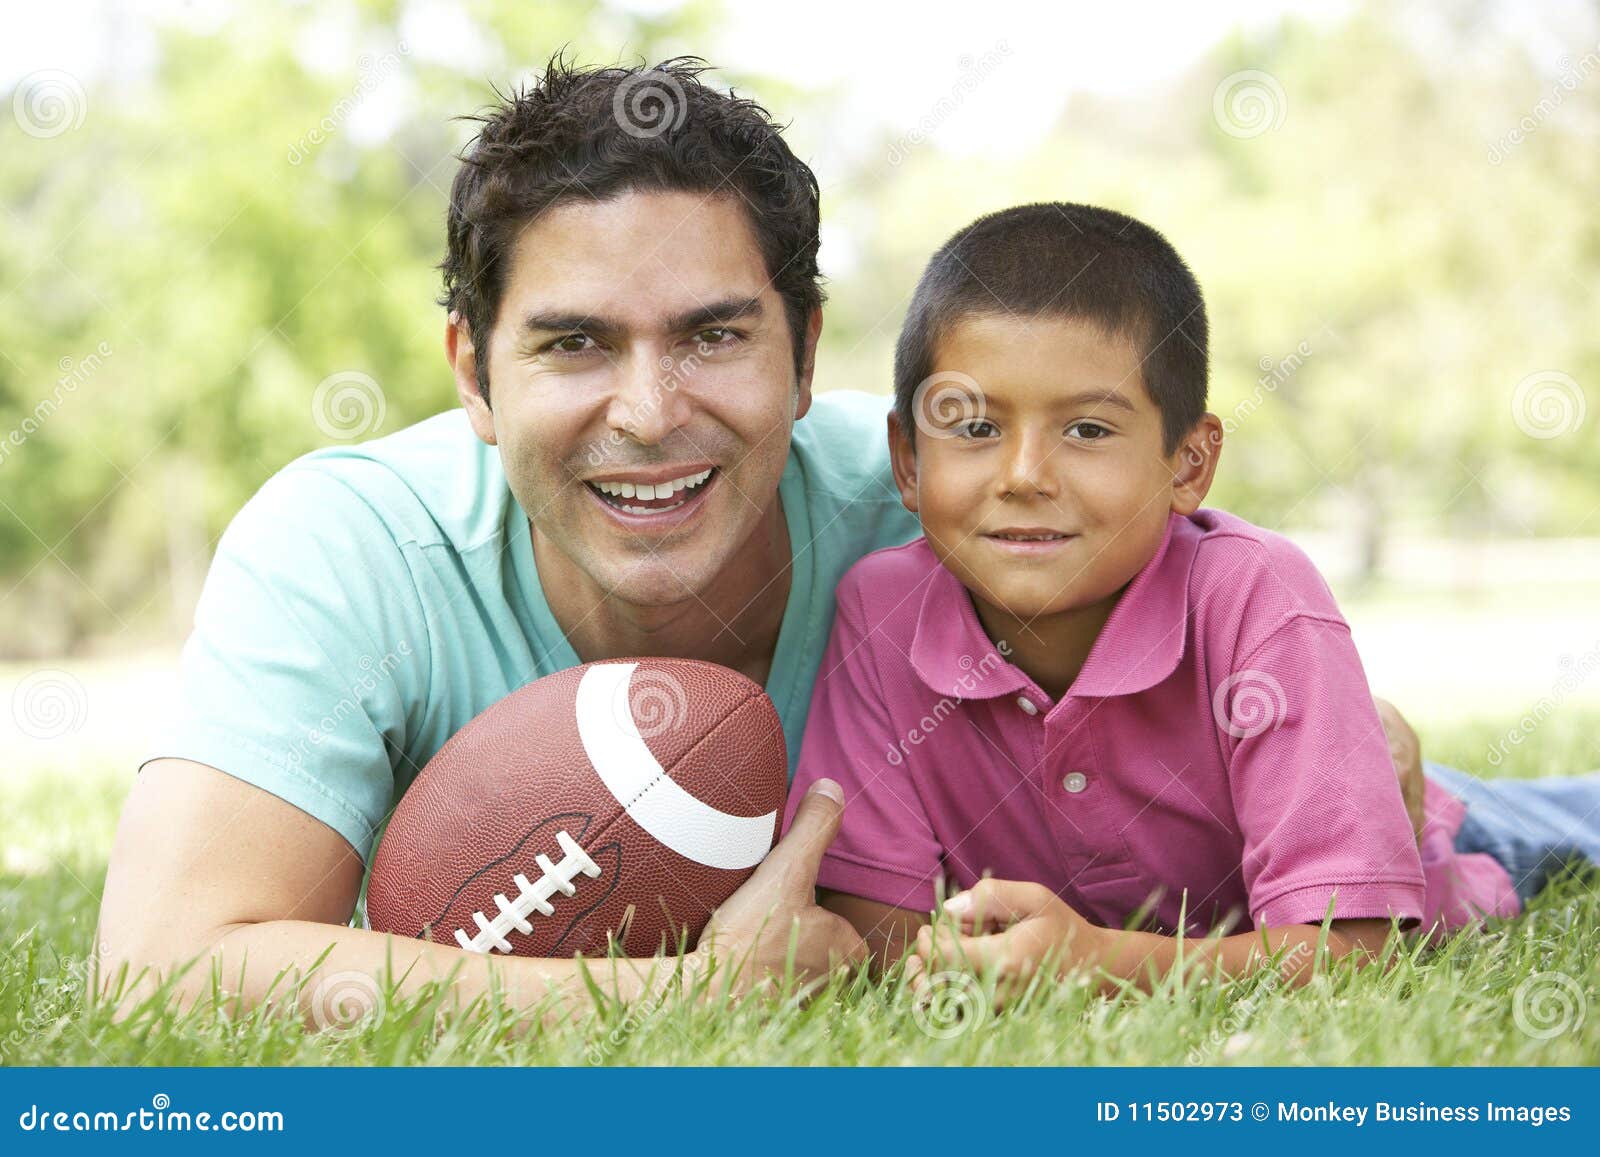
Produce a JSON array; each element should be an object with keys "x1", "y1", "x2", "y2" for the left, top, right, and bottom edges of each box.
[
  {"x1": 904, "y1": 879, "x2": 1104, "y2": 1009},
  {"x1": 1374, "y1": 695, "x2": 1426, "y2": 844},
  {"x1": 696, "y1": 779, "x2": 867, "y2": 994}
]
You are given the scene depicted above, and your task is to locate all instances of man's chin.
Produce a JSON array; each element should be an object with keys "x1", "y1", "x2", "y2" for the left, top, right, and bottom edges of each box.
[{"x1": 588, "y1": 556, "x2": 722, "y2": 609}]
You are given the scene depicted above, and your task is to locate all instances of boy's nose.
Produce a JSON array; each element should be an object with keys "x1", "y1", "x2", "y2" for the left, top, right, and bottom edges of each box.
[{"x1": 997, "y1": 433, "x2": 1060, "y2": 499}]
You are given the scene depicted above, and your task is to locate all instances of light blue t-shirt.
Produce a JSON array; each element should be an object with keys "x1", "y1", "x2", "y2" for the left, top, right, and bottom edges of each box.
[{"x1": 151, "y1": 390, "x2": 917, "y2": 861}]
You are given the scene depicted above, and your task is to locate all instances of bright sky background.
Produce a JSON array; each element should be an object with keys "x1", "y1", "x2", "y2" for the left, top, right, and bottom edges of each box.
[{"x1": 9, "y1": 0, "x2": 1595, "y2": 156}]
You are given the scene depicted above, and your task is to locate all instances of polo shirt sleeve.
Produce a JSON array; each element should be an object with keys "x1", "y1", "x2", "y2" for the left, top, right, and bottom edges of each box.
[
  {"x1": 1221, "y1": 615, "x2": 1427, "y2": 929},
  {"x1": 783, "y1": 576, "x2": 944, "y2": 914},
  {"x1": 143, "y1": 465, "x2": 430, "y2": 861}
]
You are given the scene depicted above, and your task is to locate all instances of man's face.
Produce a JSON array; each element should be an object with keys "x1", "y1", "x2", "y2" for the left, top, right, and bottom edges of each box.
[{"x1": 459, "y1": 190, "x2": 813, "y2": 607}]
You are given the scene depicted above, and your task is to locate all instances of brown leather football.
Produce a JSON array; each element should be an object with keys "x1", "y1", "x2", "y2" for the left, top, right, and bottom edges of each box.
[{"x1": 366, "y1": 658, "x2": 787, "y2": 959}]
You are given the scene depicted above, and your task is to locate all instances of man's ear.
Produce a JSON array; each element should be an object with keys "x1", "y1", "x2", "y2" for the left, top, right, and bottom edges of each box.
[
  {"x1": 793, "y1": 306, "x2": 823, "y2": 421},
  {"x1": 887, "y1": 411, "x2": 920, "y2": 515},
  {"x1": 446, "y1": 311, "x2": 496, "y2": 446},
  {"x1": 1170, "y1": 413, "x2": 1223, "y2": 515}
]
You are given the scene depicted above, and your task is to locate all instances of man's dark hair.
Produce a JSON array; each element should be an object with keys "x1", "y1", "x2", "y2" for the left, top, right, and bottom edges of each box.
[
  {"x1": 893, "y1": 202, "x2": 1208, "y2": 453},
  {"x1": 440, "y1": 55, "x2": 824, "y2": 401}
]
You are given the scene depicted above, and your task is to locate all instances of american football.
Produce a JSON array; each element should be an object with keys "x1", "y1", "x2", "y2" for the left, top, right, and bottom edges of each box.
[{"x1": 366, "y1": 658, "x2": 788, "y2": 959}]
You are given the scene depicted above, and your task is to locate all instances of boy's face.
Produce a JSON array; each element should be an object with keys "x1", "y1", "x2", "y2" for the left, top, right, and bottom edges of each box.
[{"x1": 889, "y1": 313, "x2": 1220, "y2": 625}]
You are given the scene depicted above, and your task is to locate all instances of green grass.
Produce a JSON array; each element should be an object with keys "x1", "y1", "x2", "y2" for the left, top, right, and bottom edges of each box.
[{"x1": 3, "y1": 711, "x2": 1598, "y2": 1066}]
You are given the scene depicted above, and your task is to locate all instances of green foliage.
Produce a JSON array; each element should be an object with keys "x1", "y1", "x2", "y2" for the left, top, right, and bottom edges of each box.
[{"x1": 3, "y1": 1, "x2": 1597, "y2": 652}]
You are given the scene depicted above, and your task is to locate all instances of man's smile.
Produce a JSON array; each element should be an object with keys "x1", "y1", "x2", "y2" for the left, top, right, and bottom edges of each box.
[{"x1": 583, "y1": 464, "x2": 721, "y2": 524}]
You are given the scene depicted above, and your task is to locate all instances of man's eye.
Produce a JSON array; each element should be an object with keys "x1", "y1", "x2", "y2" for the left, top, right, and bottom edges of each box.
[
  {"x1": 547, "y1": 334, "x2": 596, "y2": 355},
  {"x1": 1067, "y1": 421, "x2": 1110, "y2": 441},
  {"x1": 956, "y1": 419, "x2": 998, "y2": 439},
  {"x1": 695, "y1": 327, "x2": 739, "y2": 347}
]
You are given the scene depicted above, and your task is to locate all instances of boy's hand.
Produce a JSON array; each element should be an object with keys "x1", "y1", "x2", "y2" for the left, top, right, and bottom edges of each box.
[
  {"x1": 1373, "y1": 696, "x2": 1426, "y2": 845},
  {"x1": 903, "y1": 879, "x2": 1105, "y2": 1008}
]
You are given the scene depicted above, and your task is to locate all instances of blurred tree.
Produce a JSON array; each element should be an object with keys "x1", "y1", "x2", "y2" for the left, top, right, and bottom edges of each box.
[{"x1": 1, "y1": 0, "x2": 1596, "y2": 654}]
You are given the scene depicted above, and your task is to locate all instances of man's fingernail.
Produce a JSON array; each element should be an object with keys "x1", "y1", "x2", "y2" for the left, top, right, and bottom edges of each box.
[
  {"x1": 808, "y1": 778, "x2": 844, "y2": 804},
  {"x1": 943, "y1": 892, "x2": 971, "y2": 913}
]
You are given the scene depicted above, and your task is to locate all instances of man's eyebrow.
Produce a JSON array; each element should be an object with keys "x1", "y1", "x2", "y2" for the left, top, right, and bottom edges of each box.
[
  {"x1": 516, "y1": 296, "x2": 764, "y2": 341},
  {"x1": 1060, "y1": 388, "x2": 1138, "y2": 413},
  {"x1": 518, "y1": 311, "x2": 621, "y2": 338},
  {"x1": 662, "y1": 295, "x2": 764, "y2": 335}
]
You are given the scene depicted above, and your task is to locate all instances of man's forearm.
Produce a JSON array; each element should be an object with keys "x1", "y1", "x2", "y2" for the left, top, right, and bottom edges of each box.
[{"x1": 105, "y1": 919, "x2": 682, "y2": 1027}]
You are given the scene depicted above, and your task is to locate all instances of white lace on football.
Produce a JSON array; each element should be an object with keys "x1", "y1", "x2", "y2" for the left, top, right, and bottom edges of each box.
[{"x1": 453, "y1": 830, "x2": 602, "y2": 954}]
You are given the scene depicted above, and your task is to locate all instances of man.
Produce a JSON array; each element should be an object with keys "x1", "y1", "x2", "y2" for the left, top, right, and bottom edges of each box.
[{"x1": 97, "y1": 57, "x2": 1428, "y2": 1019}]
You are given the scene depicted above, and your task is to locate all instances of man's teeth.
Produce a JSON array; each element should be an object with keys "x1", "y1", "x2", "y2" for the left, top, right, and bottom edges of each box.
[
  {"x1": 994, "y1": 533, "x2": 1067, "y2": 541},
  {"x1": 590, "y1": 468, "x2": 713, "y2": 507}
]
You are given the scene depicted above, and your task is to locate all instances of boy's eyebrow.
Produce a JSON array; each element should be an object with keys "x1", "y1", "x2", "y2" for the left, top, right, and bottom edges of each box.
[
  {"x1": 1059, "y1": 388, "x2": 1138, "y2": 413},
  {"x1": 517, "y1": 296, "x2": 764, "y2": 341}
]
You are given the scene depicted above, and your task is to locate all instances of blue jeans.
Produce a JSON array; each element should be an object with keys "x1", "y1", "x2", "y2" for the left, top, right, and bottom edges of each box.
[{"x1": 1424, "y1": 761, "x2": 1600, "y2": 904}]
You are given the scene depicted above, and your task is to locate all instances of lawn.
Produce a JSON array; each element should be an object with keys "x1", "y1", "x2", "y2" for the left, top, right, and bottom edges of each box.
[{"x1": 2, "y1": 709, "x2": 1597, "y2": 1066}]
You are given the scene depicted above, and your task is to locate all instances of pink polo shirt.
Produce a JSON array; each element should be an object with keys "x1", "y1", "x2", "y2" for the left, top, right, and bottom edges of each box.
[{"x1": 787, "y1": 509, "x2": 1519, "y2": 936}]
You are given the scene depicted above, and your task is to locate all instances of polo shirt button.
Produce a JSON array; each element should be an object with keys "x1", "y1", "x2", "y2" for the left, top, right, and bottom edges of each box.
[
  {"x1": 1062, "y1": 771, "x2": 1088, "y2": 794},
  {"x1": 1016, "y1": 696, "x2": 1038, "y2": 715}
]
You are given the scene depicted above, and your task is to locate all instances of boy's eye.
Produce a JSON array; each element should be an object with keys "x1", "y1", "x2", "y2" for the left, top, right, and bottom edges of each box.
[
  {"x1": 1067, "y1": 421, "x2": 1111, "y2": 441},
  {"x1": 956, "y1": 419, "x2": 999, "y2": 439}
]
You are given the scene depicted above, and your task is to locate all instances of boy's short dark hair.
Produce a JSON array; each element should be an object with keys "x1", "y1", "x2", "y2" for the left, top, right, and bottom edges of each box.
[
  {"x1": 440, "y1": 55, "x2": 823, "y2": 402},
  {"x1": 893, "y1": 202, "x2": 1208, "y2": 453}
]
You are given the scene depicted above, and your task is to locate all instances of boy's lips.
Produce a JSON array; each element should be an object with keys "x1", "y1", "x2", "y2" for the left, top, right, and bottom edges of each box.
[{"x1": 981, "y1": 527, "x2": 1078, "y2": 553}]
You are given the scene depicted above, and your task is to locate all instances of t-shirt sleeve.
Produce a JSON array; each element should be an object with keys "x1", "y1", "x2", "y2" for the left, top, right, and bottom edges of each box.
[
  {"x1": 783, "y1": 577, "x2": 944, "y2": 913},
  {"x1": 144, "y1": 465, "x2": 430, "y2": 861},
  {"x1": 1219, "y1": 616, "x2": 1427, "y2": 928}
]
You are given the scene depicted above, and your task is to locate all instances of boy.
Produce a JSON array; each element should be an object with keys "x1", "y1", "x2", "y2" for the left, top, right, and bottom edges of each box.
[{"x1": 785, "y1": 203, "x2": 1600, "y2": 996}]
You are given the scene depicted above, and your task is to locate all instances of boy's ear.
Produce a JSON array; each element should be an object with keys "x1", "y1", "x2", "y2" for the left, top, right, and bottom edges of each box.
[
  {"x1": 887, "y1": 411, "x2": 920, "y2": 515},
  {"x1": 1170, "y1": 413, "x2": 1223, "y2": 515}
]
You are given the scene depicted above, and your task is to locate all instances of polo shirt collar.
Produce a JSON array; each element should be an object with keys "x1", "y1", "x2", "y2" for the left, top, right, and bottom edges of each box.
[{"x1": 909, "y1": 512, "x2": 1198, "y2": 702}]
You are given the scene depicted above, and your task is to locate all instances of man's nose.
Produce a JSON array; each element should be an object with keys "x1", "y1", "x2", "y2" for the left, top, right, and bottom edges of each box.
[{"x1": 604, "y1": 347, "x2": 692, "y2": 445}]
